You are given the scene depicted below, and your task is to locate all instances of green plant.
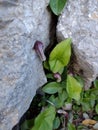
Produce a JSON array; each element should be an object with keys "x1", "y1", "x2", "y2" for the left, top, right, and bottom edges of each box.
[
  {"x1": 49, "y1": 39, "x2": 71, "y2": 73},
  {"x1": 31, "y1": 106, "x2": 56, "y2": 130},
  {"x1": 31, "y1": 39, "x2": 83, "y2": 130},
  {"x1": 49, "y1": 0, "x2": 67, "y2": 15},
  {"x1": 21, "y1": 39, "x2": 98, "y2": 130}
]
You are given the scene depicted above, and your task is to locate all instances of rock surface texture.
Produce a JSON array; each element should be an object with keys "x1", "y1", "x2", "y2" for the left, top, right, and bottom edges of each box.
[
  {"x1": 57, "y1": 0, "x2": 98, "y2": 89},
  {"x1": 0, "y1": 0, "x2": 50, "y2": 130}
]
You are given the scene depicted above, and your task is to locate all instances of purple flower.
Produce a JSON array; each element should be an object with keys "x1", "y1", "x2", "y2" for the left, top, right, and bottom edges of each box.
[
  {"x1": 53, "y1": 72, "x2": 61, "y2": 82},
  {"x1": 33, "y1": 41, "x2": 46, "y2": 61}
]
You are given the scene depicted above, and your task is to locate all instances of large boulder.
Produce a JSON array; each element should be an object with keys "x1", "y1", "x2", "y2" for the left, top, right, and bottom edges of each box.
[
  {"x1": 57, "y1": 0, "x2": 98, "y2": 89},
  {"x1": 0, "y1": 0, "x2": 51, "y2": 130}
]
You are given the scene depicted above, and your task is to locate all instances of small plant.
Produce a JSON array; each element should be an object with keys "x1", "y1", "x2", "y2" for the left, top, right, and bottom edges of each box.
[{"x1": 21, "y1": 39, "x2": 98, "y2": 130}]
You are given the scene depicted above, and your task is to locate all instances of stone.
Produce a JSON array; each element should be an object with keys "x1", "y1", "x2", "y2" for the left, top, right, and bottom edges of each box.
[
  {"x1": 57, "y1": 0, "x2": 98, "y2": 89},
  {"x1": 93, "y1": 123, "x2": 98, "y2": 130},
  {"x1": 0, "y1": 0, "x2": 51, "y2": 130}
]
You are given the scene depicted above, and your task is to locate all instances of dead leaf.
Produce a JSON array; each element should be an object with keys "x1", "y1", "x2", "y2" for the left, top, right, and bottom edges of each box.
[{"x1": 82, "y1": 119, "x2": 97, "y2": 126}]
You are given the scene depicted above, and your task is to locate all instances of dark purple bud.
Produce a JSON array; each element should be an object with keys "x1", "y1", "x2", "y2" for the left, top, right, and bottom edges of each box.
[
  {"x1": 33, "y1": 41, "x2": 46, "y2": 61},
  {"x1": 53, "y1": 72, "x2": 61, "y2": 82}
]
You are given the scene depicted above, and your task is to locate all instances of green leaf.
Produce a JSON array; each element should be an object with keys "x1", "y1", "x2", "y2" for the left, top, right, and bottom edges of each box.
[
  {"x1": 95, "y1": 104, "x2": 98, "y2": 114},
  {"x1": 89, "y1": 88, "x2": 98, "y2": 96},
  {"x1": 58, "y1": 67, "x2": 64, "y2": 74},
  {"x1": 81, "y1": 98, "x2": 91, "y2": 111},
  {"x1": 49, "y1": 95, "x2": 56, "y2": 106},
  {"x1": 90, "y1": 94, "x2": 96, "y2": 100},
  {"x1": 94, "y1": 79, "x2": 98, "y2": 88},
  {"x1": 81, "y1": 92, "x2": 95, "y2": 110},
  {"x1": 74, "y1": 75, "x2": 84, "y2": 88},
  {"x1": 43, "y1": 60, "x2": 50, "y2": 70},
  {"x1": 68, "y1": 123, "x2": 76, "y2": 130},
  {"x1": 49, "y1": 39, "x2": 71, "y2": 73},
  {"x1": 90, "y1": 99, "x2": 95, "y2": 108},
  {"x1": 67, "y1": 75, "x2": 82, "y2": 101},
  {"x1": 58, "y1": 90, "x2": 68, "y2": 103},
  {"x1": 53, "y1": 116, "x2": 60, "y2": 129},
  {"x1": 31, "y1": 106, "x2": 56, "y2": 130},
  {"x1": 42, "y1": 82, "x2": 60, "y2": 94},
  {"x1": 49, "y1": 95, "x2": 63, "y2": 108},
  {"x1": 21, "y1": 119, "x2": 34, "y2": 130},
  {"x1": 77, "y1": 125, "x2": 88, "y2": 130},
  {"x1": 50, "y1": 0, "x2": 67, "y2": 15},
  {"x1": 46, "y1": 73, "x2": 54, "y2": 79}
]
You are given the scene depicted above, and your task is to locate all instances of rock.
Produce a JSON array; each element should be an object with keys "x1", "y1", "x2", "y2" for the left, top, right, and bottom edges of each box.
[
  {"x1": 57, "y1": 0, "x2": 98, "y2": 89},
  {"x1": 0, "y1": 0, "x2": 51, "y2": 130},
  {"x1": 93, "y1": 123, "x2": 98, "y2": 130},
  {"x1": 83, "y1": 113, "x2": 89, "y2": 119}
]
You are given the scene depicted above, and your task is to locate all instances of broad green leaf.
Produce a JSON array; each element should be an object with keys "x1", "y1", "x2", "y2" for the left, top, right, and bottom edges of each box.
[
  {"x1": 95, "y1": 104, "x2": 98, "y2": 114},
  {"x1": 49, "y1": 39, "x2": 71, "y2": 73},
  {"x1": 50, "y1": 0, "x2": 67, "y2": 15},
  {"x1": 67, "y1": 75, "x2": 82, "y2": 101},
  {"x1": 68, "y1": 123, "x2": 76, "y2": 130},
  {"x1": 42, "y1": 82, "x2": 60, "y2": 94},
  {"x1": 53, "y1": 116, "x2": 60, "y2": 129},
  {"x1": 58, "y1": 67, "x2": 64, "y2": 74},
  {"x1": 31, "y1": 106, "x2": 56, "y2": 130}
]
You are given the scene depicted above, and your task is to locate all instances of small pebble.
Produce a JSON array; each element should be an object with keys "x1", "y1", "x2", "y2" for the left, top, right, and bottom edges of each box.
[{"x1": 83, "y1": 113, "x2": 89, "y2": 119}]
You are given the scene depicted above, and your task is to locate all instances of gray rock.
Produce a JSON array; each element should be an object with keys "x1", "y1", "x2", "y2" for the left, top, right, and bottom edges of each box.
[
  {"x1": 93, "y1": 123, "x2": 98, "y2": 130},
  {"x1": 57, "y1": 0, "x2": 98, "y2": 89},
  {"x1": 83, "y1": 113, "x2": 89, "y2": 119},
  {"x1": 0, "y1": 0, "x2": 51, "y2": 130}
]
